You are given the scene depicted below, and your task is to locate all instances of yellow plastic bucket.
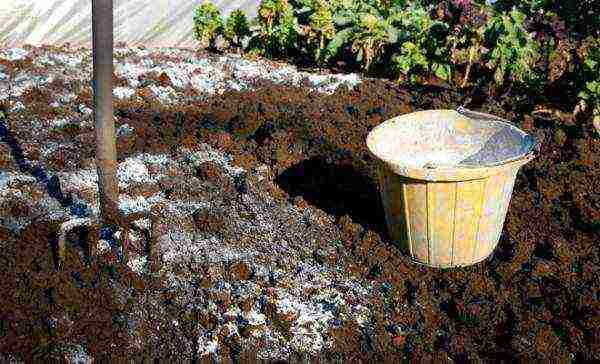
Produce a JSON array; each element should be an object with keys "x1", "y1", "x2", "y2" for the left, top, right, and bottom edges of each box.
[{"x1": 366, "y1": 108, "x2": 538, "y2": 268}]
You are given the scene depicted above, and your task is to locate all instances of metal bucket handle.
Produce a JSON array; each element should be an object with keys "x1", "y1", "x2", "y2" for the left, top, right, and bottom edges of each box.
[{"x1": 456, "y1": 106, "x2": 541, "y2": 167}]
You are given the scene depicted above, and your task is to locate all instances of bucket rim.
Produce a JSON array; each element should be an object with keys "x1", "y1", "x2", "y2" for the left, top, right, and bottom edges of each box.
[{"x1": 366, "y1": 109, "x2": 538, "y2": 181}]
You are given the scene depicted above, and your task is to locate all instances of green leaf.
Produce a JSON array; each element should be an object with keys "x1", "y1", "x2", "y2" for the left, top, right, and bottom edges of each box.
[
  {"x1": 587, "y1": 81, "x2": 600, "y2": 93},
  {"x1": 578, "y1": 90, "x2": 590, "y2": 99},
  {"x1": 585, "y1": 58, "x2": 598, "y2": 70},
  {"x1": 415, "y1": 51, "x2": 428, "y2": 68},
  {"x1": 401, "y1": 41, "x2": 417, "y2": 52},
  {"x1": 510, "y1": 9, "x2": 526, "y2": 25},
  {"x1": 494, "y1": 65, "x2": 505, "y2": 85},
  {"x1": 356, "y1": 47, "x2": 364, "y2": 62},
  {"x1": 434, "y1": 64, "x2": 451, "y2": 81},
  {"x1": 326, "y1": 28, "x2": 353, "y2": 59},
  {"x1": 333, "y1": 13, "x2": 354, "y2": 26},
  {"x1": 386, "y1": 26, "x2": 399, "y2": 44}
]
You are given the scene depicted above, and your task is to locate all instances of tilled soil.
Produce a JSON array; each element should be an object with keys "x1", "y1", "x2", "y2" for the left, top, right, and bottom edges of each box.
[{"x1": 0, "y1": 46, "x2": 599, "y2": 362}]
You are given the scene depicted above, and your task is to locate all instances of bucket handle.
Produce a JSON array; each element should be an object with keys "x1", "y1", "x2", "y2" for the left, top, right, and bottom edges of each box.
[
  {"x1": 456, "y1": 106, "x2": 510, "y2": 123},
  {"x1": 456, "y1": 106, "x2": 541, "y2": 161}
]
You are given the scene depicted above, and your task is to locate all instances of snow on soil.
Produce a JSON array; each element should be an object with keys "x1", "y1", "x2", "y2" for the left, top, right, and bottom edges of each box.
[
  {"x1": 0, "y1": 46, "x2": 361, "y2": 103},
  {"x1": 0, "y1": 47, "x2": 29, "y2": 61},
  {"x1": 1, "y1": 143, "x2": 376, "y2": 360},
  {"x1": 0, "y1": 46, "x2": 371, "y2": 361},
  {"x1": 113, "y1": 86, "x2": 136, "y2": 99}
]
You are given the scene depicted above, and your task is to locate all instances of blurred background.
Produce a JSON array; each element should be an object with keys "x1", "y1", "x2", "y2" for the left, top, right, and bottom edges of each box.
[{"x1": 0, "y1": 0, "x2": 259, "y2": 48}]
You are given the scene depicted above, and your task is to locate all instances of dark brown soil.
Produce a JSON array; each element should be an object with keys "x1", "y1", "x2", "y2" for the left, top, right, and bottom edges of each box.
[{"x1": 1, "y1": 60, "x2": 599, "y2": 362}]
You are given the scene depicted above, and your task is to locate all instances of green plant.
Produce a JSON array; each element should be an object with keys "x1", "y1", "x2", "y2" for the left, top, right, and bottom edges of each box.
[
  {"x1": 193, "y1": 2, "x2": 224, "y2": 50},
  {"x1": 578, "y1": 37, "x2": 600, "y2": 124},
  {"x1": 449, "y1": 25, "x2": 486, "y2": 87},
  {"x1": 327, "y1": 2, "x2": 400, "y2": 71},
  {"x1": 489, "y1": 0, "x2": 599, "y2": 38},
  {"x1": 224, "y1": 9, "x2": 251, "y2": 49},
  {"x1": 483, "y1": 8, "x2": 541, "y2": 86},
  {"x1": 251, "y1": 0, "x2": 301, "y2": 57},
  {"x1": 306, "y1": 0, "x2": 336, "y2": 62},
  {"x1": 446, "y1": 2, "x2": 490, "y2": 88},
  {"x1": 391, "y1": 4, "x2": 452, "y2": 84}
]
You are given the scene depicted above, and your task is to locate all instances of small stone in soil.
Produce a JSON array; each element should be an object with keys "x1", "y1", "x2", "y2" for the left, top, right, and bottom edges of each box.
[
  {"x1": 230, "y1": 261, "x2": 251, "y2": 281},
  {"x1": 192, "y1": 208, "x2": 226, "y2": 234},
  {"x1": 195, "y1": 161, "x2": 224, "y2": 182}
]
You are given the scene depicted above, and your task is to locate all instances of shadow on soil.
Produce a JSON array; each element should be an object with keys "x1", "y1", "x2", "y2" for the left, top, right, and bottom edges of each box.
[
  {"x1": 275, "y1": 157, "x2": 390, "y2": 240},
  {"x1": 0, "y1": 118, "x2": 135, "y2": 360},
  {"x1": 0, "y1": 119, "x2": 91, "y2": 219}
]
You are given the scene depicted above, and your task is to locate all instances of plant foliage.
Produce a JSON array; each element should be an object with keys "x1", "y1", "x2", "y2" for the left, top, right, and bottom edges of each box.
[
  {"x1": 391, "y1": 3, "x2": 451, "y2": 84},
  {"x1": 250, "y1": 0, "x2": 301, "y2": 57},
  {"x1": 193, "y1": 2, "x2": 224, "y2": 50},
  {"x1": 225, "y1": 9, "x2": 251, "y2": 48},
  {"x1": 327, "y1": 1, "x2": 400, "y2": 71},
  {"x1": 193, "y1": 0, "x2": 600, "y2": 113},
  {"x1": 483, "y1": 8, "x2": 540, "y2": 86},
  {"x1": 578, "y1": 37, "x2": 600, "y2": 117}
]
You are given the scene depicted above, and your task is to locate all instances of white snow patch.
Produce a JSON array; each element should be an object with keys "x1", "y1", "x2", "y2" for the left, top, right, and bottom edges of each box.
[
  {"x1": 233, "y1": 60, "x2": 263, "y2": 80},
  {"x1": 184, "y1": 143, "x2": 245, "y2": 178},
  {"x1": 225, "y1": 80, "x2": 248, "y2": 92},
  {"x1": 35, "y1": 196, "x2": 68, "y2": 222},
  {"x1": 78, "y1": 104, "x2": 93, "y2": 115},
  {"x1": 115, "y1": 62, "x2": 145, "y2": 88},
  {"x1": 50, "y1": 117, "x2": 73, "y2": 128},
  {"x1": 0, "y1": 172, "x2": 37, "y2": 191},
  {"x1": 191, "y1": 58, "x2": 211, "y2": 68},
  {"x1": 276, "y1": 294, "x2": 334, "y2": 354},
  {"x1": 34, "y1": 54, "x2": 56, "y2": 67},
  {"x1": 308, "y1": 73, "x2": 361, "y2": 95},
  {"x1": 165, "y1": 200, "x2": 208, "y2": 216},
  {"x1": 64, "y1": 344, "x2": 93, "y2": 364},
  {"x1": 190, "y1": 73, "x2": 220, "y2": 94},
  {"x1": 53, "y1": 53, "x2": 83, "y2": 68},
  {"x1": 165, "y1": 65, "x2": 192, "y2": 89},
  {"x1": 117, "y1": 157, "x2": 152, "y2": 185},
  {"x1": 1, "y1": 73, "x2": 54, "y2": 98},
  {"x1": 113, "y1": 86, "x2": 136, "y2": 99},
  {"x1": 161, "y1": 233, "x2": 206, "y2": 263},
  {"x1": 225, "y1": 321, "x2": 240, "y2": 337},
  {"x1": 59, "y1": 169, "x2": 98, "y2": 190},
  {"x1": 141, "y1": 58, "x2": 154, "y2": 68},
  {"x1": 116, "y1": 123, "x2": 135, "y2": 137},
  {"x1": 272, "y1": 66, "x2": 303, "y2": 86},
  {"x1": 149, "y1": 84, "x2": 178, "y2": 103},
  {"x1": 97, "y1": 239, "x2": 111, "y2": 253},
  {"x1": 133, "y1": 218, "x2": 151, "y2": 231},
  {"x1": 118, "y1": 193, "x2": 165, "y2": 215},
  {"x1": 353, "y1": 304, "x2": 371, "y2": 327},
  {"x1": 245, "y1": 309, "x2": 267, "y2": 326},
  {"x1": 58, "y1": 93, "x2": 77, "y2": 104},
  {"x1": 0, "y1": 188, "x2": 25, "y2": 199},
  {"x1": 10, "y1": 101, "x2": 25, "y2": 112},
  {"x1": 0, "y1": 48, "x2": 29, "y2": 61},
  {"x1": 127, "y1": 256, "x2": 147, "y2": 274},
  {"x1": 134, "y1": 48, "x2": 151, "y2": 58},
  {"x1": 138, "y1": 153, "x2": 171, "y2": 167},
  {"x1": 198, "y1": 335, "x2": 219, "y2": 357}
]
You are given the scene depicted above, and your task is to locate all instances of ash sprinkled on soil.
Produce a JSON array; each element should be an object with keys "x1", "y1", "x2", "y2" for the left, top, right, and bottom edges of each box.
[{"x1": 0, "y1": 45, "x2": 598, "y2": 362}]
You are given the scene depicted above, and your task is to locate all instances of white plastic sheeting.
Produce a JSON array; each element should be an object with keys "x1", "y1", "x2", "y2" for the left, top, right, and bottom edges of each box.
[{"x1": 0, "y1": 0, "x2": 259, "y2": 48}]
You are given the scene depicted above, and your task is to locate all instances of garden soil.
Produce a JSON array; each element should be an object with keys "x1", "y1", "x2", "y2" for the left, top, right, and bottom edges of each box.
[{"x1": 0, "y1": 45, "x2": 598, "y2": 362}]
